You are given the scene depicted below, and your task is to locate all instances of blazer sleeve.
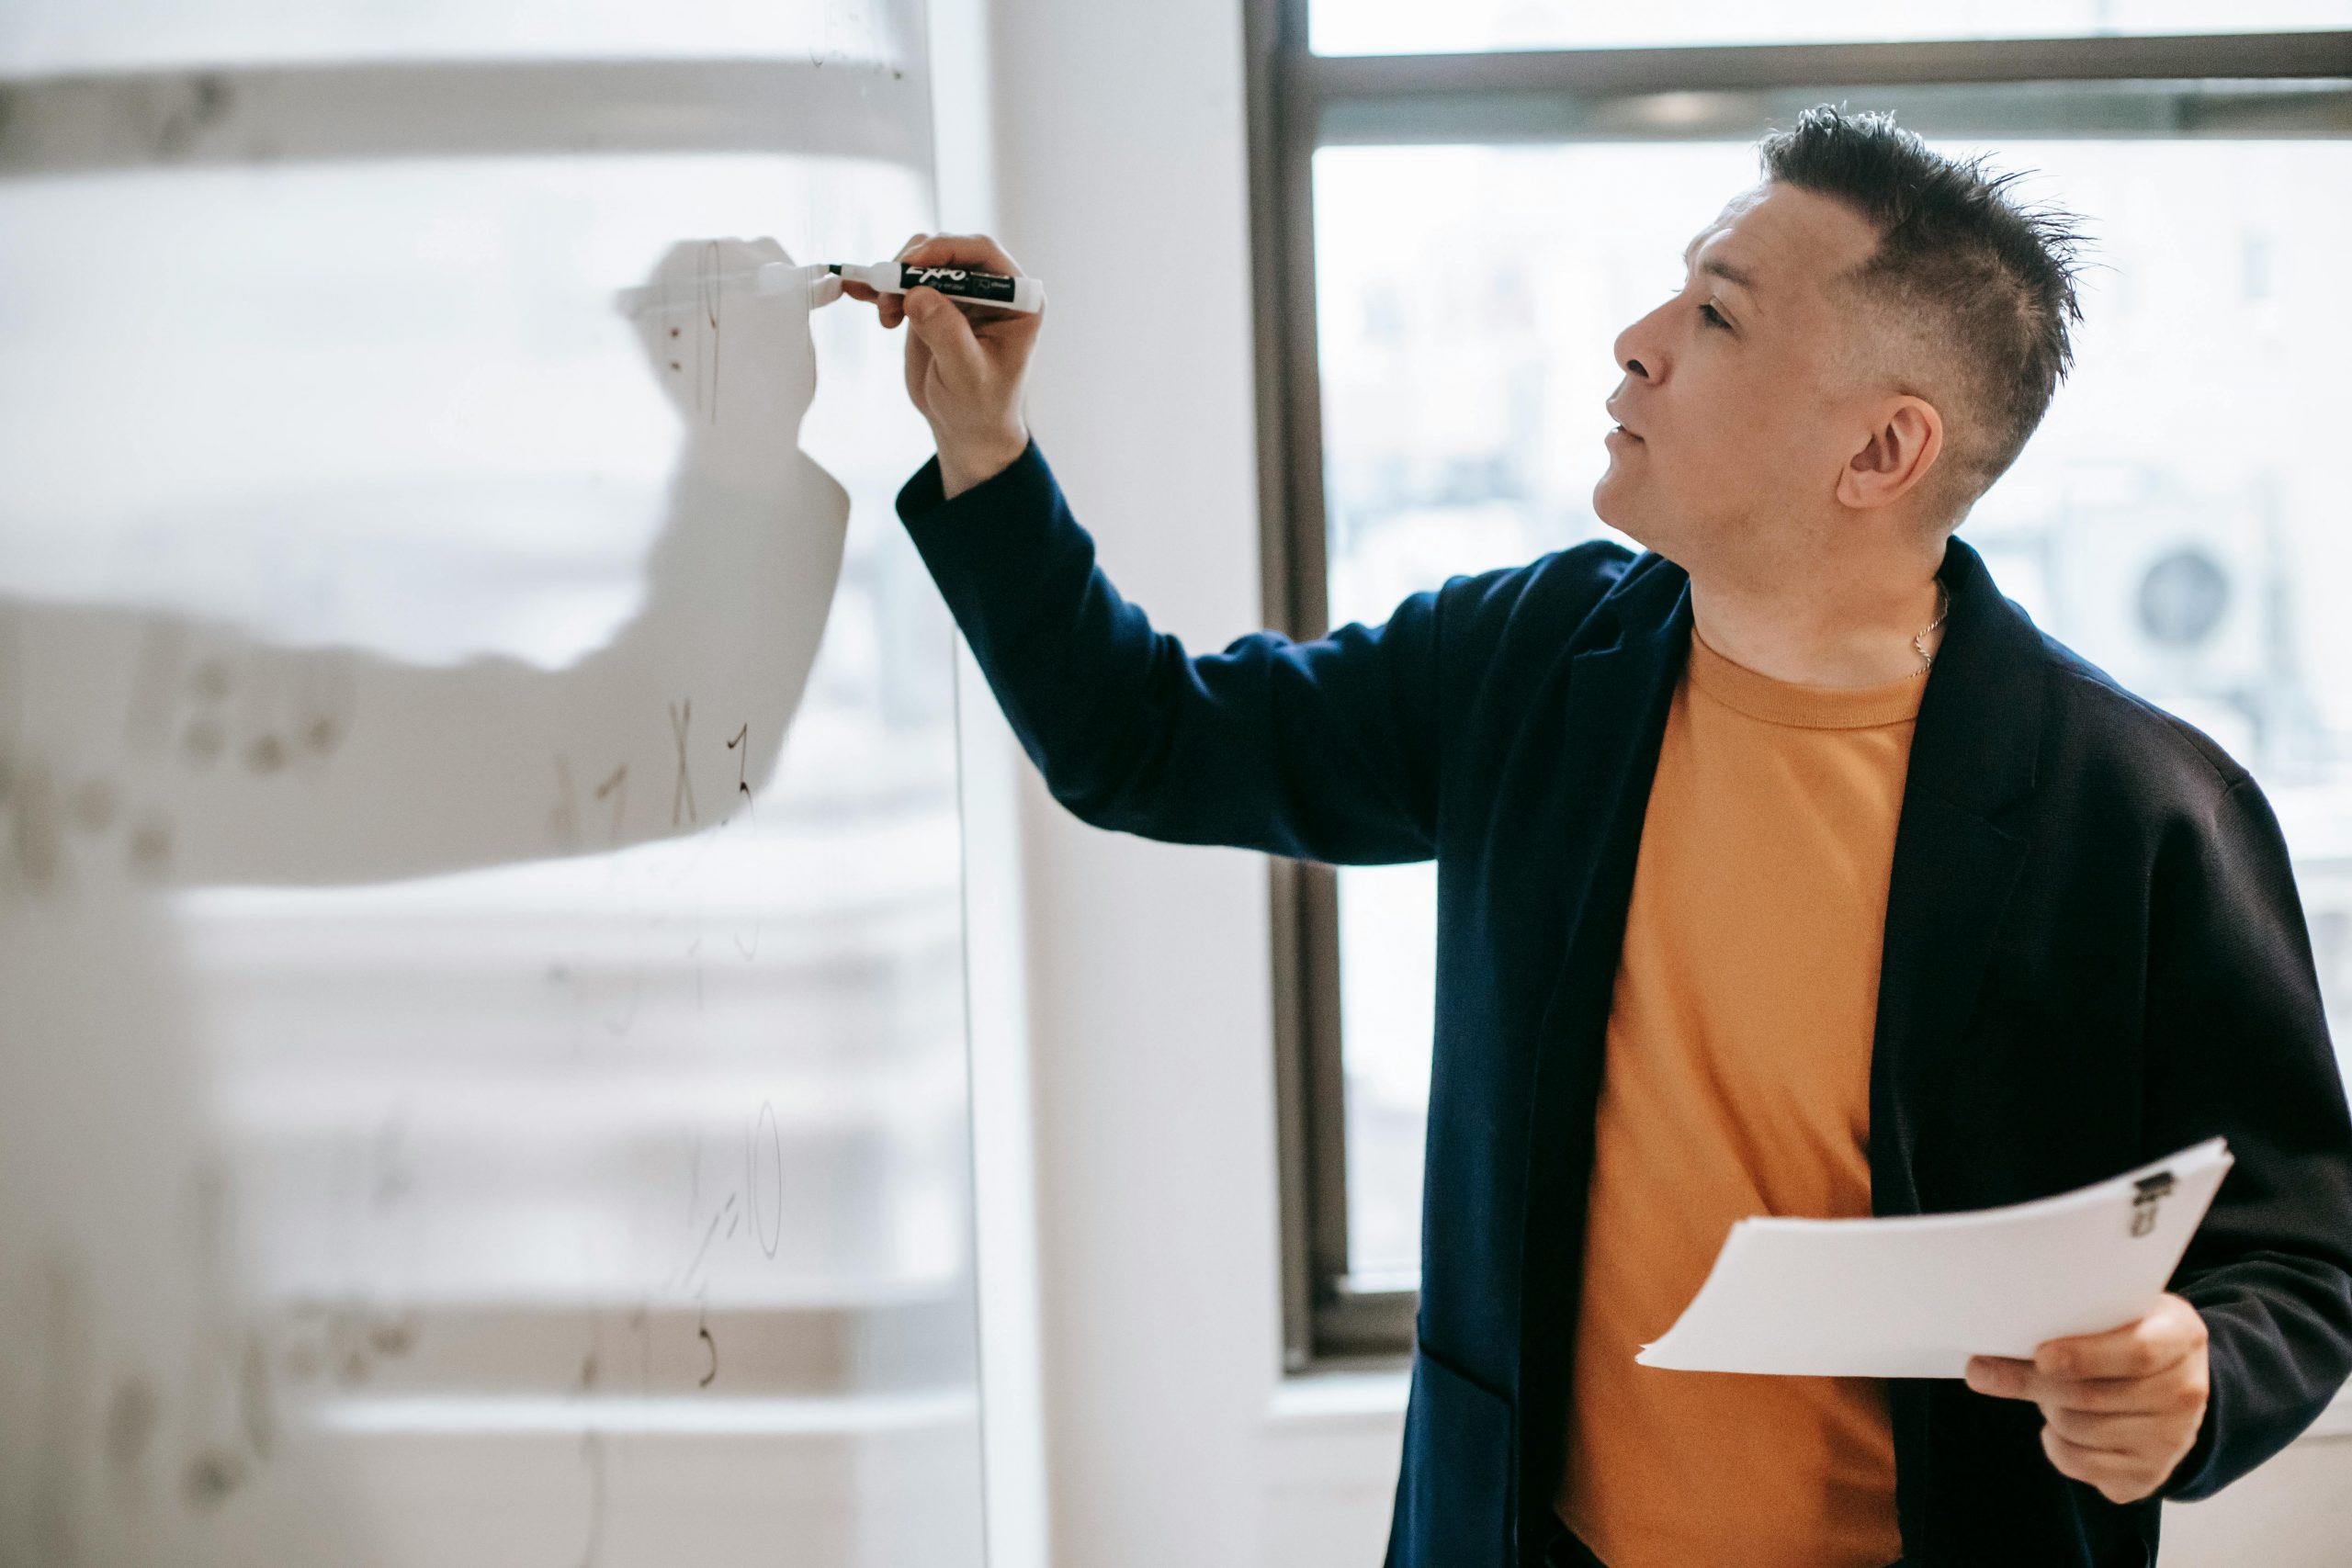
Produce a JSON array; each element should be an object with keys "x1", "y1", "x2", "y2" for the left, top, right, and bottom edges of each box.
[
  {"x1": 2150, "y1": 772, "x2": 2352, "y2": 1500},
  {"x1": 896, "y1": 440, "x2": 1450, "y2": 865}
]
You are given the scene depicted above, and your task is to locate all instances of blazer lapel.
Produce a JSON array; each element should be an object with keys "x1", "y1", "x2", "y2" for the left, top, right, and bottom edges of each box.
[
  {"x1": 1553, "y1": 575, "x2": 1692, "y2": 971},
  {"x1": 1512, "y1": 558, "x2": 1690, "y2": 1551},
  {"x1": 1525, "y1": 574, "x2": 1691, "y2": 1160},
  {"x1": 1870, "y1": 536, "x2": 2046, "y2": 1218},
  {"x1": 1871, "y1": 536, "x2": 2049, "y2": 1568}
]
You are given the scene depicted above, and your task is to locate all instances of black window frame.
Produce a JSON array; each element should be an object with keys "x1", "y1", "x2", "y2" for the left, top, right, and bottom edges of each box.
[{"x1": 1241, "y1": 1, "x2": 2352, "y2": 1370}]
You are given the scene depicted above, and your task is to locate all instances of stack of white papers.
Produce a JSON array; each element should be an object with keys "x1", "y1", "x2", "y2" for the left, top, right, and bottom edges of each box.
[{"x1": 1636, "y1": 1139, "x2": 2233, "y2": 1379}]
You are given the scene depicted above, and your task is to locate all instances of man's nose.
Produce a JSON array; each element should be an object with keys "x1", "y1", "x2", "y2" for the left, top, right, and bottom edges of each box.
[
  {"x1": 1611, "y1": 333, "x2": 1658, "y2": 385},
  {"x1": 1612, "y1": 305, "x2": 1668, "y2": 384}
]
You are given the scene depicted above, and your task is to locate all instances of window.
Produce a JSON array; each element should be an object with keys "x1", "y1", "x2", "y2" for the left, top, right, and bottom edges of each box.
[
  {"x1": 1244, "y1": 4, "x2": 2352, "y2": 1364},
  {"x1": 1309, "y1": 2, "x2": 2352, "y2": 58}
]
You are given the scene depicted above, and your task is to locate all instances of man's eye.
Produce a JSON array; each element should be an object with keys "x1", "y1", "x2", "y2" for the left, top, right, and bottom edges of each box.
[{"x1": 1699, "y1": 302, "x2": 1731, "y2": 331}]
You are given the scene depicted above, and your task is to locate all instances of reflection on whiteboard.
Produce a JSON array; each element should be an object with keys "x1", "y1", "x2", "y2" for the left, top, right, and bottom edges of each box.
[
  {"x1": 0, "y1": 234, "x2": 973, "y2": 1568},
  {"x1": 0, "y1": 236, "x2": 843, "y2": 891}
]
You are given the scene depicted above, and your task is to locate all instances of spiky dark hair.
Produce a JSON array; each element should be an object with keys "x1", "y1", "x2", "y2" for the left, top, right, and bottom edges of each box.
[{"x1": 1758, "y1": 105, "x2": 2089, "y2": 516}]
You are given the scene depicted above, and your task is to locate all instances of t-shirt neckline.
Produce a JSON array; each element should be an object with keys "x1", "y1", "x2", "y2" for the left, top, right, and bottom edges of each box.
[{"x1": 1686, "y1": 626, "x2": 1928, "y2": 731}]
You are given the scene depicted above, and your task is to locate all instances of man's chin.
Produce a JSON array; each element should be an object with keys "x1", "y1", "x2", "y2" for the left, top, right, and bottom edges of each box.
[{"x1": 1593, "y1": 475, "x2": 1660, "y2": 553}]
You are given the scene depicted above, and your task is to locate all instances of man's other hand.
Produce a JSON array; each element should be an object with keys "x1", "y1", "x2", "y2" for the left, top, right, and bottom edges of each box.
[{"x1": 1963, "y1": 1292, "x2": 2211, "y2": 1505}]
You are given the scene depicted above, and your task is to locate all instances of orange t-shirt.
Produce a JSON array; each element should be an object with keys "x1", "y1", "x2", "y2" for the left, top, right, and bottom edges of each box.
[{"x1": 1555, "y1": 629, "x2": 1920, "y2": 1568}]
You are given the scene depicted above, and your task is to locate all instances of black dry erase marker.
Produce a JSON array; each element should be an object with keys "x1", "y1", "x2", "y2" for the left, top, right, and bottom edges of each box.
[
  {"x1": 829, "y1": 261, "x2": 1045, "y2": 314},
  {"x1": 614, "y1": 257, "x2": 1046, "y2": 317}
]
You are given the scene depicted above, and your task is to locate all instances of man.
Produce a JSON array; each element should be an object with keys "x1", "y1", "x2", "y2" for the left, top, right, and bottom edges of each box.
[{"x1": 846, "y1": 107, "x2": 2352, "y2": 1567}]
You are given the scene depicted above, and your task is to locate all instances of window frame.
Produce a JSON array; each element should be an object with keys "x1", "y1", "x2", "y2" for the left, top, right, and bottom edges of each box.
[{"x1": 1241, "y1": 3, "x2": 2352, "y2": 1370}]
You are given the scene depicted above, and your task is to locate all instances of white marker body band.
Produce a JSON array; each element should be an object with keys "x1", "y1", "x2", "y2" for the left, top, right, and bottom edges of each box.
[{"x1": 829, "y1": 261, "x2": 1046, "y2": 313}]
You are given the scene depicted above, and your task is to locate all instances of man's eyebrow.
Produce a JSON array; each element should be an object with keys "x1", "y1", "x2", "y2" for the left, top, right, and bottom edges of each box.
[{"x1": 1680, "y1": 234, "x2": 1759, "y2": 296}]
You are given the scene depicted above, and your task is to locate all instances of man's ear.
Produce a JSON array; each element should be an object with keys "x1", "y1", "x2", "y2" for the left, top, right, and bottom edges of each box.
[{"x1": 1837, "y1": 395, "x2": 1943, "y2": 512}]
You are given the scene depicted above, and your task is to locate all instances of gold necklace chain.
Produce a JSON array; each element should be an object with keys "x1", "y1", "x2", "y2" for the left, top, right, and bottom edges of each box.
[{"x1": 1914, "y1": 581, "x2": 1951, "y2": 675}]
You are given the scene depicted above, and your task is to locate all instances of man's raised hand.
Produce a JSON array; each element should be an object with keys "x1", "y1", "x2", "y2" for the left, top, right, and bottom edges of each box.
[{"x1": 842, "y1": 232, "x2": 1041, "y2": 498}]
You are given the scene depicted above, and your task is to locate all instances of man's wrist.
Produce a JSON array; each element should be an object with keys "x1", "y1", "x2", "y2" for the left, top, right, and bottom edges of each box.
[{"x1": 938, "y1": 429, "x2": 1030, "y2": 501}]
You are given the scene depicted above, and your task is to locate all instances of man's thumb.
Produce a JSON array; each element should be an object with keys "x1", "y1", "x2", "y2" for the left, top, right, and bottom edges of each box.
[{"x1": 902, "y1": 288, "x2": 988, "y2": 389}]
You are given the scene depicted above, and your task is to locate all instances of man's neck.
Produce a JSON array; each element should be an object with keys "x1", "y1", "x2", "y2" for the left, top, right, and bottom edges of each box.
[{"x1": 1686, "y1": 549, "x2": 1950, "y2": 689}]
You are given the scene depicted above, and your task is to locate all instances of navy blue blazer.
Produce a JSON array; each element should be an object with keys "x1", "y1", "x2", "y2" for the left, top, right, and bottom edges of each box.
[{"x1": 898, "y1": 441, "x2": 2352, "y2": 1568}]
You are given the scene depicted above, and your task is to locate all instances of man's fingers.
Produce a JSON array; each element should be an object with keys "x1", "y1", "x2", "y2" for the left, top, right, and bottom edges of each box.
[
  {"x1": 901, "y1": 231, "x2": 1024, "y2": 278},
  {"x1": 2038, "y1": 1325, "x2": 2182, "y2": 1382},
  {"x1": 901, "y1": 287, "x2": 988, "y2": 386},
  {"x1": 2036, "y1": 1296, "x2": 2207, "y2": 1382},
  {"x1": 1962, "y1": 1356, "x2": 2039, "y2": 1402},
  {"x1": 841, "y1": 280, "x2": 896, "y2": 324},
  {"x1": 2042, "y1": 1405, "x2": 2184, "y2": 1455},
  {"x1": 890, "y1": 228, "x2": 1023, "y2": 276},
  {"x1": 2040, "y1": 1426, "x2": 2158, "y2": 1504},
  {"x1": 1966, "y1": 1356, "x2": 2199, "y2": 1414},
  {"x1": 959, "y1": 302, "x2": 1028, "y2": 330},
  {"x1": 2041, "y1": 1424, "x2": 2132, "y2": 1476},
  {"x1": 838, "y1": 278, "x2": 910, "y2": 328},
  {"x1": 2048, "y1": 1375, "x2": 2202, "y2": 1415},
  {"x1": 846, "y1": 287, "x2": 1030, "y2": 335}
]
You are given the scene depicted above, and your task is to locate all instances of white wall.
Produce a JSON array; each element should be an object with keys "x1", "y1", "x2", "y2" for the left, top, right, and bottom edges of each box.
[
  {"x1": 975, "y1": 2, "x2": 1297, "y2": 1564},
  {"x1": 924, "y1": 5, "x2": 1052, "y2": 1567},
  {"x1": 958, "y1": 4, "x2": 2352, "y2": 1566}
]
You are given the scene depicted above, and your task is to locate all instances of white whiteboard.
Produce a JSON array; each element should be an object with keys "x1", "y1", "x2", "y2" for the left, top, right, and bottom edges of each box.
[{"x1": 0, "y1": 17, "x2": 984, "y2": 1568}]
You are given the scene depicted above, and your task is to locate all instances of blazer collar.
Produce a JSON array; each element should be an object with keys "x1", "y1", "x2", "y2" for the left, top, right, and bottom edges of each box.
[
  {"x1": 1915, "y1": 535, "x2": 2046, "y2": 824},
  {"x1": 1585, "y1": 534, "x2": 2047, "y2": 828}
]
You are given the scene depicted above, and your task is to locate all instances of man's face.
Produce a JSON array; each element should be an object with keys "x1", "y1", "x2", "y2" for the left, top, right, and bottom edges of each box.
[{"x1": 1594, "y1": 181, "x2": 1890, "y2": 573}]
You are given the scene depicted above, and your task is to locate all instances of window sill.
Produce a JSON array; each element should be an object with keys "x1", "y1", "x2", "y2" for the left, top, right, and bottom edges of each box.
[
  {"x1": 1266, "y1": 1364, "x2": 1410, "y2": 1427},
  {"x1": 1264, "y1": 1366, "x2": 2352, "y2": 1440}
]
